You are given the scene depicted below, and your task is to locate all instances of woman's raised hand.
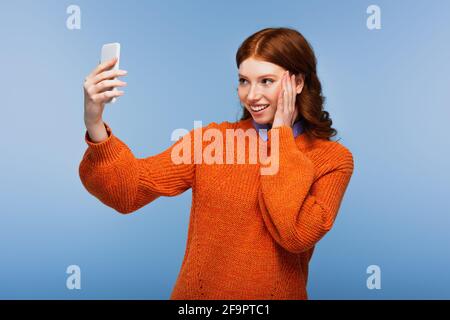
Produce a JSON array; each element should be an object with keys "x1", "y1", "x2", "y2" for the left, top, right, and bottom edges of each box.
[
  {"x1": 272, "y1": 70, "x2": 299, "y2": 129},
  {"x1": 83, "y1": 57, "x2": 128, "y2": 127}
]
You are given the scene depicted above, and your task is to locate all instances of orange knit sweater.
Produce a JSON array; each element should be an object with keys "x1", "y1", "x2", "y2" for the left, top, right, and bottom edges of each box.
[{"x1": 79, "y1": 118, "x2": 354, "y2": 300}]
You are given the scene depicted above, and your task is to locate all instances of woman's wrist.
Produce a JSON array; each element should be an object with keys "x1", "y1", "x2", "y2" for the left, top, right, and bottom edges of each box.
[{"x1": 85, "y1": 119, "x2": 108, "y2": 143}]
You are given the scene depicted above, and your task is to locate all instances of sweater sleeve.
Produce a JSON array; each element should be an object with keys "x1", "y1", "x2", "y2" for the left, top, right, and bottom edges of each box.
[
  {"x1": 79, "y1": 122, "x2": 198, "y2": 214},
  {"x1": 258, "y1": 125, "x2": 354, "y2": 254}
]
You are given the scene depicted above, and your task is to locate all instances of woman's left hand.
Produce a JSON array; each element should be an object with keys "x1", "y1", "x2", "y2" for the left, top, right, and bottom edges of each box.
[{"x1": 272, "y1": 70, "x2": 299, "y2": 129}]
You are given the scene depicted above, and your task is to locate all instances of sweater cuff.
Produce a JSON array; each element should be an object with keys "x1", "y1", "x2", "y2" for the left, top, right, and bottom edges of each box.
[
  {"x1": 266, "y1": 125, "x2": 315, "y2": 173},
  {"x1": 83, "y1": 122, "x2": 127, "y2": 166},
  {"x1": 267, "y1": 125, "x2": 297, "y2": 153}
]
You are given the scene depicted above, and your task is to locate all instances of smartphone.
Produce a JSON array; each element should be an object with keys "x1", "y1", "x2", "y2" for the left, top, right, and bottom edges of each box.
[{"x1": 100, "y1": 43, "x2": 121, "y2": 103}]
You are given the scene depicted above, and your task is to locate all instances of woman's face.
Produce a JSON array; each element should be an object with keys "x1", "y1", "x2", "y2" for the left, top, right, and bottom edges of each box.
[{"x1": 238, "y1": 57, "x2": 302, "y2": 125}]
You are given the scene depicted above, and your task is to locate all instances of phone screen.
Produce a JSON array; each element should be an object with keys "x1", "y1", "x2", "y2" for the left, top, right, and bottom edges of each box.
[{"x1": 101, "y1": 43, "x2": 121, "y2": 103}]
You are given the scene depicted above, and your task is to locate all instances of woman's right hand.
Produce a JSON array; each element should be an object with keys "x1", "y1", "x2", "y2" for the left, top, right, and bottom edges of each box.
[{"x1": 83, "y1": 57, "x2": 128, "y2": 127}]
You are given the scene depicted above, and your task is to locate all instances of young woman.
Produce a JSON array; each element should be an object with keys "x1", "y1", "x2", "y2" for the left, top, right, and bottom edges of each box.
[{"x1": 80, "y1": 27, "x2": 354, "y2": 300}]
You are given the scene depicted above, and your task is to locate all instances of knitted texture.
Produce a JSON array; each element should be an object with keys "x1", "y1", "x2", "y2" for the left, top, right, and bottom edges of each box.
[{"x1": 79, "y1": 118, "x2": 354, "y2": 300}]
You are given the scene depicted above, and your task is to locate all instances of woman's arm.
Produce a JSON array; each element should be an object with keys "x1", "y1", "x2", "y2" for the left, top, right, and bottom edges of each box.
[
  {"x1": 80, "y1": 57, "x2": 200, "y2": 213},
  {"x1": 258, "y1": 125, "x2": 354, "y2": 254},
  {"x1": 79, "y1": 122, "x2": 199, "y2": 214},
  {"x1": 85, "y1": 120, "x2": 109, "y2": 143}
]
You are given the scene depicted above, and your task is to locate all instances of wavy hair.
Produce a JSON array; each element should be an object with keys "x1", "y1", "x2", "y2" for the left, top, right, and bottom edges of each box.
[{"x1": 236, "y1": 27, "x2": 337, "y2": 140}]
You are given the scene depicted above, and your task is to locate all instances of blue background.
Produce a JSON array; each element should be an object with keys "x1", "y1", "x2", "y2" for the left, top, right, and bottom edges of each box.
[{"x1": 1, "y1": 0, "x2": 449, "y2": 299}]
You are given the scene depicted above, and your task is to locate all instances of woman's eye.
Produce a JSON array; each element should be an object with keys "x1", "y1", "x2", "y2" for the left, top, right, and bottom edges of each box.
[{"x1": 238, "y1": 78, "x2": 274, "y2": 85}]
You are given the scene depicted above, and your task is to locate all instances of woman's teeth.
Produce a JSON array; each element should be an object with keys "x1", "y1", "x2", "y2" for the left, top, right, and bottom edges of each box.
[{"x1": 250, "y1": 104, "x2": 270, "y2": 112}]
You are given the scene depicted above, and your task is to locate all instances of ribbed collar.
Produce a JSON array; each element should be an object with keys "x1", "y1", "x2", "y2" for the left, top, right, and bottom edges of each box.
[{"x1": 251, "y1": 119, "x2": 304, "y2": 141}]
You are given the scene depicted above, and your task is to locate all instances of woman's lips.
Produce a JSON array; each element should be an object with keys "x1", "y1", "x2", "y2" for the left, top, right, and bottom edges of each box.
[{"x1": 249, "y1": 104, "x2": 270, "y2": 113}]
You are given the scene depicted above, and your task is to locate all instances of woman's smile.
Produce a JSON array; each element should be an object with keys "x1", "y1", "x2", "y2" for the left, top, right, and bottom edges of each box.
[{"x1": 249, "y1": 104, "x2": 270, "y2": 113}]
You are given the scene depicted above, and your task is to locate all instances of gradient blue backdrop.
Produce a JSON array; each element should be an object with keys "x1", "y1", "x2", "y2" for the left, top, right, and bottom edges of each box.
[{"x1": 1, "y1": 0, "x2": 449, "y2": 299}]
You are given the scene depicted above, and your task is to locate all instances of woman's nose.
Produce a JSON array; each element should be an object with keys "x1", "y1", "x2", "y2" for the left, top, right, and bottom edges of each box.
[{"x1": 247, "y1": 85, "x2": 262, "y2": 101}]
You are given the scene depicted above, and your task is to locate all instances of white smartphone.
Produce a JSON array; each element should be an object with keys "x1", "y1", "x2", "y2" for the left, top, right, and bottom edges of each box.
[{"x1": 100, "y1": 42, "x2": 121, "y2": 103}]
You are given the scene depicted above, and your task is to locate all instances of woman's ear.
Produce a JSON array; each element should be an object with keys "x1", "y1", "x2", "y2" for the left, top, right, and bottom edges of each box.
[{"x1": 295, "y1": 74, "x2": 305, "y2": 94}]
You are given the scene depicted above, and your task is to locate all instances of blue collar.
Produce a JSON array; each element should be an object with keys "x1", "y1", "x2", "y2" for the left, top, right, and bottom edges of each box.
[{"x1": 251, "y1": 119, "x2": 303, "y2": 141}]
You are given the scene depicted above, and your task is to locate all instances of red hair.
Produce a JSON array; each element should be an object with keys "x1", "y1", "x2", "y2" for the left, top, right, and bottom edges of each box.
[{"x1": 236, "y1": 27, "x2": 337, "y2": 140}]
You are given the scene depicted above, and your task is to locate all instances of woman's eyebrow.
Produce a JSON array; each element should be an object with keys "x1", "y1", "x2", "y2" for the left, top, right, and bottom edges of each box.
[{"x1": 238, "y1": 73, "x2": 278, "y2": 79}]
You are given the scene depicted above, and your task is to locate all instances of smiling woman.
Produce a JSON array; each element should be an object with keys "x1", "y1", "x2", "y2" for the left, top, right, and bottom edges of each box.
[
  {"x1": 79, "y1": 26, "x2": 354, "y2": 300},
  {"x1": 237, "y1": 27, "x2": 336, "y2": 140}
]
